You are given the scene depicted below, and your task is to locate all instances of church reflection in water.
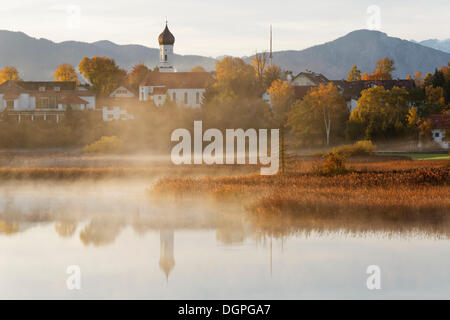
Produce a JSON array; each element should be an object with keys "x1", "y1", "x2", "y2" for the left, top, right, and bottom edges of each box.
[{"x1": 159, "y1": 229, "x2": 175, "y2": 282}]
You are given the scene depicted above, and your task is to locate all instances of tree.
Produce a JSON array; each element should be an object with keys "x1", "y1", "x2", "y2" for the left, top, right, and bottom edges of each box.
[
  {"x1": 78, "y1": 56, "x2": 126, "y2": 95},
  {"x1": 127, "y1": 64, "x2": 150, "y2": 90},
  {"x1": 263, "y1": 64, "x2": 281, "y2": 89},
  {"x1": 347, "y1": 65, "x2": 362, "y2": 81},
  {"x1": 251, "y1": 52, "x2": 268, "y2": 86},
  {"x1": 288, "y1": 83, "x2": 348, "y2": 146},
  {"x1": 373, "y1": 57, "x2": 395, "y2": 80},
  {"x1": 190, "y1": 66, "x2": 206, "y2": 72},
  {"x1": 0, "y1": 67, "x2": 21, "y2": 83},
  {"x1": 54, "y1": 64, "x2": 79, "y2": 83},
  {"x1": 414, "y1": 72, "x2": 424, "y2": 87},
  {"x1": 267, "y1": 79, "x2": 295, "y2": 125},
  {"x1": 214, "y1": 57, "x2": 256, "y2": 97},
  {"x1": 406, "y1": 107, "x2": 431, "y2": 148},
  {"x1": 421, "y1": 85, "x2": 445, "y2": 117},
  {"x1": 348, "y1": 86, "x2": 409, "y2": 139},
  {"x1": 267, "y1": 79, "x2": 295, "y2": 172}
]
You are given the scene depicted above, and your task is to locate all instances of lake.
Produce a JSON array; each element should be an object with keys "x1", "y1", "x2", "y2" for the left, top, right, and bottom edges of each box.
[{"x1": 0, "y1": 179, "x2": 449, "y2": 299}]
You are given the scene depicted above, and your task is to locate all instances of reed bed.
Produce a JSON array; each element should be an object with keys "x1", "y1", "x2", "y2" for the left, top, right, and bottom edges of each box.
[{"x1": 150, "y1": 160, "x2": 450, "y2": 236}]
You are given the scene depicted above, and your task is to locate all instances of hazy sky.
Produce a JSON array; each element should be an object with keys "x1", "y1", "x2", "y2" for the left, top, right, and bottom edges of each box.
[{"x1": 0, "y1": 0, "x2": 448, "y2": 57}]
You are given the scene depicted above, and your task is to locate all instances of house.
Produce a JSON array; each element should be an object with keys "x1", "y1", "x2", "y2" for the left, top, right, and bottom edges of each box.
[
  {"x1": 290, "y1": 72, "x2": 329, "y2": 86},
  {"x1": 98, "y1": 85, "x2": 138, "y2": 121},
  {"x1": 138, "y1": 23, "x2": 212, "y2": 108},
  {"x1": 428, "y1": 114, "x2": 449, "y2": 149},
  {"x1": 139, "y1": 72, "x2": 211, "y2": 108},
  {"x1": 0, "y1": 80, "x2": 96, "y2": 123}
]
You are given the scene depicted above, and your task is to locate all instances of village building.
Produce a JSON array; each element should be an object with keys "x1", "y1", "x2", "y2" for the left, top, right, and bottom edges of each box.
[
  {"x1": 138, "y1": 23, "x2": 212, "y2": 108},
  {"x1": 99, "y1": 85, "x2": 138, "y2": 121},
  {"x1": 428, "y1": 114, "x2": 449, "y2": 149},
  {"x1": 0, "y1": 80, "x2": 96, "y2": 123},
  {"x1": 274, "y1": 72, "x2": 416, "y2": 113}
]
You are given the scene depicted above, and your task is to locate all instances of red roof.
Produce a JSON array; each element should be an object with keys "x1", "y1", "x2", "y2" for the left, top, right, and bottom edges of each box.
[
  {"x1": 141, "y1": 72, "x2": 212, "y2": 89},
  {"x1": 428, "y1": 114, "x2": 450, "y2": 129}
]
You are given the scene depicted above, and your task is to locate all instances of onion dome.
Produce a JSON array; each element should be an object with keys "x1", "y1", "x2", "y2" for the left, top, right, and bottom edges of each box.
[{"x1": 158, "y1": 23, "x2": 175, "y2": 45}]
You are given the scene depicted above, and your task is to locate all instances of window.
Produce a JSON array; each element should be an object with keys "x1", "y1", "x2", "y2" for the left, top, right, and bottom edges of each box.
[
  {"x1": 6, "y1": 100, "x2": 14, "y2": 109},
  {"x1": 39, "y1": 86, "x2": 46, "y2": 92},
  {"x1": 165, "y1": 54, "x2": 168, "y2": 62},
  {"x1": 49, "y1": 97, "x2": 57, "y2": 108},
  {"x1": 54, "y1": 87, "x2": 60, "y2": 92},
  {"x1": 196, "y1": 92, "x2": 200, "y2": 104},
  {"x1": 435, "y1": 132, "x2": 440, "y2": 138},
  {"x1": 37, "y1": 97, "x2": 49, "y2": 108},
  {"x1": 172, "y1": 92, "x2": 176, "y2": 100},
  {"x1": 184, "y1": 92, "x2": 188, "y2": 104}
]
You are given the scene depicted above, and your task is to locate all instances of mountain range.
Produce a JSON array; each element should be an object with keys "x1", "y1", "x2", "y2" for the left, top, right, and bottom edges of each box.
[
  {"x1": 0, "y1": 29, "x2": 448, "y2": 81},
  {"x1": 419, "y1": 39, "x2": 450, "y2": 54}
]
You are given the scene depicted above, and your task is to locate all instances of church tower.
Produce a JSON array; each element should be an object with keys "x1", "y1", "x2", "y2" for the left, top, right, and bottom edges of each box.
[{"x1": 158, "y1": 22, "x2": 176, "y2": 72}]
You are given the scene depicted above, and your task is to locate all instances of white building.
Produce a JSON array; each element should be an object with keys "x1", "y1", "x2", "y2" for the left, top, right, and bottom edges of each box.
[
  {"x1": 0, "y1": 80, "x2": 96, "y2": 123},
  {"x1": 429, "y1": 114, "x2": 449, "y2": 150},
  {"x1": 139, "y1": 23, "x2": 211, "y2": 108}
]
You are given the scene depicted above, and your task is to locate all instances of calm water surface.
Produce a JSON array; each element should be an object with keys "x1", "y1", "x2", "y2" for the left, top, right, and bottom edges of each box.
[{"x1": 0, "y1": 180, "x2": 449, "y2": 299}]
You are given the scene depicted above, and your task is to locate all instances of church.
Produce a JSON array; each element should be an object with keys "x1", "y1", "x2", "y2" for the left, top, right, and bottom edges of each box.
[{"x1": 138, "y1": 23, "x2": 212, "y2": 108}]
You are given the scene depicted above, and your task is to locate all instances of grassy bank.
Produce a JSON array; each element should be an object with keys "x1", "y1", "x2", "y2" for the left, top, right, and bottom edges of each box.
[{"x1": 378, "y1": 153, "x2": 450, "y2": 161}]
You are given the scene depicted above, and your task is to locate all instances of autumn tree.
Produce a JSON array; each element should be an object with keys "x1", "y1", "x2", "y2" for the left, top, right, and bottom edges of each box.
[
  {"x1": 347, "y1": 65, "x2": 362, "y2": 81},
  {"x1": 213, "y1": 57, "x2": 256, "y2": 97},
  {"x1": 54, "y1": 64, "x2": 79, "y2": 83},
  {"x1": 406, "y1": 107, "x2": 432, "y2": 147},
  {"x1": 251, "y1": 52, "x2": 282, "y2": 92},
  {"x1": 422, "y1": 85, "x2": 446, "y2": 117},
  {"x1": 0, "y1": 67, "x2": 21, "y2": 83},
  {"x1": 202, "y1": 57, "x2": 268, "y2": 129},
  {"x1": 263, "y1": 64, "x2": 281, "y2": 90},
  {"x1": 348, "y1": 86, "x2": 410, "y2": 139},
  {"x1": 414, "y1": 72, "x2": 424, "y2": 87},
  {"x1": 288, "y1": 83, "x2": 348, "y2": 146},
  {"x1": 363, "y1": 57, "x2": 396, "y2": 80},
  {"x1": 251, "y1": 52, "x2": 268, "y2": 86},
  {"x1": 78, "y1": 56, "x2": 126, "y2": 95},
  {"x1": 373, "y1": 57, "x2": 395, "y2": 80},
  {"x1": 267, "y1": 79, "x2": 295, "y2": 171},
  {"x1": 190, "y1": 66, "x2": 206, "y2": 72},
  {"x1": 127, "y1": 64, "x2": 150, "y2": 90},
  {"x1": 267, "y1": 79, "x2": 295, "y2": 125}
]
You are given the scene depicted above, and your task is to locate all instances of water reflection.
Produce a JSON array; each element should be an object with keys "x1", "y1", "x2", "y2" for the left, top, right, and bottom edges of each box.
[
  {"x1": 0, "y1": 180, "x2": 449, "y2": 299},
  {"x1": 160, "y1": 229, "x2": 175, "y2": 282}
]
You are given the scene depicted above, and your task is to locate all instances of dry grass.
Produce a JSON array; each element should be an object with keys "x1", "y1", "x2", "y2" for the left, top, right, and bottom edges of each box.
[
  {"x1": 150, "y1": 159, "x2": 450, "y2": 237},
  {"x1": 0, "y1": 164, "x2": 258, "y2": 180}
]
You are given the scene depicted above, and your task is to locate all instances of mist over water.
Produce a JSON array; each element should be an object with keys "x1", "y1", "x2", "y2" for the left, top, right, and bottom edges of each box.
[{"x1": 0, "y1": 179, "x2": 449, "y2": 299}]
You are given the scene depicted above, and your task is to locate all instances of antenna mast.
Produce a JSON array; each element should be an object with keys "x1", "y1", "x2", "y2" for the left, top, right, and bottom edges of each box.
[{"x1": 269, "y1": 25, "x2": 273, "y2": 65}]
